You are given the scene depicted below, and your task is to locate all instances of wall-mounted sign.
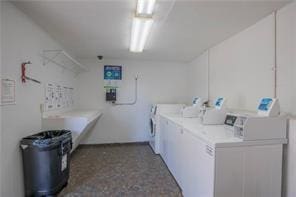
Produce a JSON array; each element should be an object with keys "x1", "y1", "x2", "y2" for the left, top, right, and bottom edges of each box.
[
  {"x1": 1, "y1": 78, "x2": 16, "y2": 105},
  {"x1": 104, "y1": 65, "x2": 122, "y2": 80}
]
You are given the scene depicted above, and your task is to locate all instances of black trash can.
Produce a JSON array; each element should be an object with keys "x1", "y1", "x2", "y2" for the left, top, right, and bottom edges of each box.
[{"x1": 20, "y1": 130, "x2": 72, "y2": 197}]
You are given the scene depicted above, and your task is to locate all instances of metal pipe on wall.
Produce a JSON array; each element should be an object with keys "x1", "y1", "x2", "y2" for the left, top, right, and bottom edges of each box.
[
  {"x1": 113, "y1": 75, "x2": 139, "y2": 106},
  {"x1": 207, "y1": 49, "x2": 210, "y2": 102},
  {"x1": 274, "y1": 10, "x2": 278, "y2": 98}
]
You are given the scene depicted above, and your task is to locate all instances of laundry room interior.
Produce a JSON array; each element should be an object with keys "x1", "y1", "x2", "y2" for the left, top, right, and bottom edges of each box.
[{"x1": 0, "y1": 0, "x2": 296, "y2": 196}]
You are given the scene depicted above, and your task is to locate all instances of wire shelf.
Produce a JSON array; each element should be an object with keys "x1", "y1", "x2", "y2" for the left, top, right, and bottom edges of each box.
[{"x1": 41, "y1": 50, "x2": 87, "y2": 75}]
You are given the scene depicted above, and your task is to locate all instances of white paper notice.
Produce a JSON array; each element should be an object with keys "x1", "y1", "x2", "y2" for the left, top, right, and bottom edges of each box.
[
  {"x1": 44, "y1": 83, "x2": 74, "y2": 111},
  {"x1": 56, "y1": 85, "x2": 62, "y2": 109},
  {"x1": 45, "y1": 83, "x2": 55, "y2": 111},
  {"x1": 1, "y1": 79, "x2": 16, "y2": 105},
  {"x1": 63, "y1": 87, "x2": 68, "y2": 108}
]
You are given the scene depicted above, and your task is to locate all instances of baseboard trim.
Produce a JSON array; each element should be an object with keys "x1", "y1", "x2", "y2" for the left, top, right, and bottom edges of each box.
[{"x1": 78, "y1": 141, "x2": 149, "y2": 148}]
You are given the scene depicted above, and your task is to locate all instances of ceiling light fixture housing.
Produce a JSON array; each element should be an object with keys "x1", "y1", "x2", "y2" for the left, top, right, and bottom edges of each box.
[
  {"x1": 136, "y1": 0, "x2": 156, "y2": 16},
  {"x1": 130, "y1": 17, "x2": 154, "y2": 53}
]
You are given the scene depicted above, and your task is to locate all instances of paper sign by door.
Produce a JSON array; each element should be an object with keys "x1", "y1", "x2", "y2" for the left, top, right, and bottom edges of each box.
[{"x1": 1, "y1": 78, "x2": 16, "y2": 105}]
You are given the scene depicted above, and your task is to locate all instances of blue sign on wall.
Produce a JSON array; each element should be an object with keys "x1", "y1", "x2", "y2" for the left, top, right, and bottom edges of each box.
[{"x1": 104, "y1": 65, "x2": 122, "y2": 80}]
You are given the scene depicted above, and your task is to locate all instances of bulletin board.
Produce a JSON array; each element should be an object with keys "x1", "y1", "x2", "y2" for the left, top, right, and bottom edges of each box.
[{"x1": 104, "y1": 65, "x2": 122, "y2": 80}]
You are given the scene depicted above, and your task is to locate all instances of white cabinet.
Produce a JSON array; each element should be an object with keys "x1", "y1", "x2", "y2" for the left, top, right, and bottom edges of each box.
[
  {"x1": 160, "y1": 117, "x2": 169, "y2": 164},
  {"x1": 160, "y1": 118, "x2": 214, "y2": 196},
  {"x1": 175, "y1": 125, "x2": 185, "y2": 188},
  {"x1": 159, "y1": 115, "x2": 284, "y2": 197},
  {"x1": 160, "y1": 117, "x2": 185, "y2": 187},
  {"x1": 181, "y1": 129, "x2": 214, "y2": 197},
  {"x1": 167, "y1": 120, "x2": 175, "y2": 175},
  {"x1": 167, "y1": 120, "x2": 184, "y2": 187},
  {"x1": 214, "y1": 144, "x2": 283, "y2": 197}
]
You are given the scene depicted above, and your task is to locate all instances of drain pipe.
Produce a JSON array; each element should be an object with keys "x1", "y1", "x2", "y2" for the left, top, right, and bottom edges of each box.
[
  {"x1": 113, "y1": 75, "x2": 138, "y2": 106},
  {"x1": 274, "y1": 10, "x2": 278, "y2": 98},
  {"x1": 207, "y1": 49, "x2": 210, "y2": 102}
]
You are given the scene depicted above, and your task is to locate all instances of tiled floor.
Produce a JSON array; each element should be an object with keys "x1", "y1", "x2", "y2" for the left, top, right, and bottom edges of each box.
[{"x1": 59, "y1": 143, "x2": 182, "y2": 197}]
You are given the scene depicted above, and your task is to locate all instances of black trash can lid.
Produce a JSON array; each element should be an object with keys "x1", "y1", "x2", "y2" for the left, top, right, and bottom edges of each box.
[{"x1": 21, "y1": 130, "x2": 71, "y2": 148}]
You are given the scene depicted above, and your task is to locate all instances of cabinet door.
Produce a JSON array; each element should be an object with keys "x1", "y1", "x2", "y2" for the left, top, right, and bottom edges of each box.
[
  {"x1": 196, "y1": 140, "x2": 215, "y2": 197},
  {"x1": 214, "y1": 145, "x2": 283, "y2": 197},
  {"x1": 159, "y1": 119, "x2": 184, "y2": 189},
  {"x1": 159, "y1": 117, "x2": 165, "y2": 157},
  {"x1": 167, "y1": 121, "x2": 178, "y2": 180},
  {"x1": 181, "y1": 130, "x2": 196, "y2": 197},
  {"x1": 161, "y1": 118, "x2": 169, "y2": 164},
  {"x1": 181, "y1": 130, "x2": 215, "y2": 197},
  {"x1": 166, "y1": 120, "x2": 174, "y2": 173},
  {"x1": 174, "y1": 125, "x2": 185, "y2": 188}
]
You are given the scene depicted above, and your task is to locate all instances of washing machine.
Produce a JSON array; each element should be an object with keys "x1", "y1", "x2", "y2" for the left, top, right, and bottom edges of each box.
[
  {"x1": 149, "y1": 104, "x2": 185, "y2": 154},
  {"x1": 149, "y1": 105, "x2": 157, "y2": 152}
]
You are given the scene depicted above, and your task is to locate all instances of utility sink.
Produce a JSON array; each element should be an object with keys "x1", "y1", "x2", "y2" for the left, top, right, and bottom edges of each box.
[{"x1": 42, "y1": 110, "x2": 102, "y2": 152}]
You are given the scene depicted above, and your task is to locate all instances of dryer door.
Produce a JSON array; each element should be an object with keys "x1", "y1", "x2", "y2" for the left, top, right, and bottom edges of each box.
[{"x1": 150, "y1": 119, "x2": 156, "y2": 137}]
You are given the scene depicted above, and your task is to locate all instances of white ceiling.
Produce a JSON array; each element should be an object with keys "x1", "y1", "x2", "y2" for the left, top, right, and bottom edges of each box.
[{"x1": 13, "y1": 0, "x2": 290, "y2": 62}]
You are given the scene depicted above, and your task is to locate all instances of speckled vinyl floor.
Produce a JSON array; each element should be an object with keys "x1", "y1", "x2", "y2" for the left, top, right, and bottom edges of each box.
[{"x1": 59, "y1": 143, "x2": 182, "y2": 197}]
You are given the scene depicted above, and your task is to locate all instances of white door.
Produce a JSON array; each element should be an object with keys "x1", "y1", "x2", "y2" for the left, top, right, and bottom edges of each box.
[{"x1": 181, "y1": 130, "x2": 215, "y2": 197}]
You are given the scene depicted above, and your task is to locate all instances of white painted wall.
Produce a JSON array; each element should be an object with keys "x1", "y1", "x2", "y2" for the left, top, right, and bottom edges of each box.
[
  {"x1": 188, "y1": 50, "x2": 209, "y2": 101},
  {"x1": 277, "y1": 3, "x2": 296, "y2": 197},
  {"x1": 190, "y1": 2, "x2": 296, "y2": 114},
  {"x1": 209, "y1": 14, "x2": 275, "y2": 110},
  {"x1": 277, "y1": 2, "x2": 296, "y2": 116},
  {"x1": 0, "y1": 2, "x2": 77, "y2": 197},
  {"x1": 189, "y1": 2, "x2": 296, "y2": 197},
  {"x1": 76, "y1": 59, "x2": 191, "y2": 144}
]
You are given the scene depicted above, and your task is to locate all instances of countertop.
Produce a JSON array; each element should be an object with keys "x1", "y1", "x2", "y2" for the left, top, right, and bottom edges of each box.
[
  {"x1": 43, "y1": 109, "x2": 102, "y2": 122},
  {"x1": 160, "y1": 113, "x2": 287, "y2": 148}
]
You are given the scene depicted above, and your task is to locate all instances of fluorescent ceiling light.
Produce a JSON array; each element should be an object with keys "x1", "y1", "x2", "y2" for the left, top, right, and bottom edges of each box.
[
  {"x1": 137, "y1": 0, "x2": 156, "y2": 15},
  {"x1": 130, "y1": 17, "x2": 153, "y2": 53}
]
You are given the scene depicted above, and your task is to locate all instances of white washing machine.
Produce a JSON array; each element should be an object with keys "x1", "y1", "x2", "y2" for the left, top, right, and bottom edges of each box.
[{"x1": 149, "y1": 104, "x2": 185, "y2": 154}]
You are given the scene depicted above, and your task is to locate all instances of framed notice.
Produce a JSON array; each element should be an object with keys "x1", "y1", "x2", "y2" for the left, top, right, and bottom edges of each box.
[
  {"x1": 104, "y1": 65, "x2": 122, "y2": 80},
  {"x1": 1, "y1": 78, "x2": 16, "y2": 105}
]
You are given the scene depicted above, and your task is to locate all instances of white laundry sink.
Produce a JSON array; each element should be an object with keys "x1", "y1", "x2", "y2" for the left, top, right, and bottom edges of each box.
[{"x1": 42, "y1": 110, "x2": 102, "y2": 152}]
